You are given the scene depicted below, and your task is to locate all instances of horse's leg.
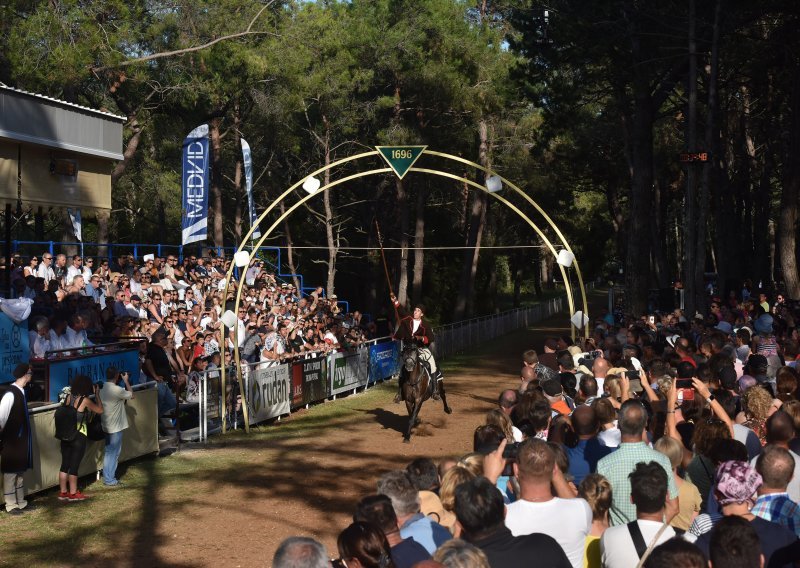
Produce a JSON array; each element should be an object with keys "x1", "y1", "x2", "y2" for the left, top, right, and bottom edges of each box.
[
  {"x1": 439, "y1": 379, "x2": 452, "y2": 414},
  {"x1": 405, "y1": 397, "x2": 422, "y2": 442}
]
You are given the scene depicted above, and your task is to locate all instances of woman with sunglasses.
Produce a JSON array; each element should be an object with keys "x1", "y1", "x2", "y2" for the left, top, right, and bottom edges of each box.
[
  {"x1": 147, "y1": 295, "x2": 165, "y2": 325},
  {"x1": 23, "y1": 256, "x2": 39, "y2": 278}
]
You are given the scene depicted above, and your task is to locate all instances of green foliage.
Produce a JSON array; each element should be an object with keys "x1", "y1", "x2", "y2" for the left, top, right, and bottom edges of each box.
[{"x1": 1, "y1": 0, "x2": 598, "y2": 321}]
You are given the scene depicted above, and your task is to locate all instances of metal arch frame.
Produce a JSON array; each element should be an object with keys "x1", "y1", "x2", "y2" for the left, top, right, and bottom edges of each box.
[{"x1": 220, "y1": 150, "x2": 588, "y2": 433}]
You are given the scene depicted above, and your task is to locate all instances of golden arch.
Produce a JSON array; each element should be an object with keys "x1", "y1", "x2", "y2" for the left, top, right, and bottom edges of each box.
[{"x1": 221, "y1": 149, "x2": 588, "y2": 432}]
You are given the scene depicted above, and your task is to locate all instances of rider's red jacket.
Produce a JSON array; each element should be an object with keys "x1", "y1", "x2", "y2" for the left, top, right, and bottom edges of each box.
[{"x1": 393, "y1": 302, "x2": 434, "y2": 346}]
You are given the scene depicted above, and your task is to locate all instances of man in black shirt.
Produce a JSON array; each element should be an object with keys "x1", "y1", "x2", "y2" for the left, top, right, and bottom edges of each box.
[
  {"x1": 143, "y1": 331, "x2": 181, "y2": 414},
  {"x1": 454, "y1": 476, "x2": 571, "y2": 568}
]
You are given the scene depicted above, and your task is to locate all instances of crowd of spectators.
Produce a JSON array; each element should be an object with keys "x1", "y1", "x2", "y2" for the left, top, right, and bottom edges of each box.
[
  {"x1": 5, "y1": 250, "x2": 375, "y2": 411},
  {"x1": 272, "y1": 287, "x2": 800, "y2": 567}
]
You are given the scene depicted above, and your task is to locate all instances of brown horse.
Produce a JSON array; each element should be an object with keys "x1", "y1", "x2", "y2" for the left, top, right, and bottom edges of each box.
[{"x1": 400, "y1": 346, "x2": 451, "y2": 442}]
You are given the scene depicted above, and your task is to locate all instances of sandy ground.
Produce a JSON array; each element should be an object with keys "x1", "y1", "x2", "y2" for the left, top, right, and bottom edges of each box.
[{"x1": 125, "y1": 307, "x2": 581, "y2": 568}]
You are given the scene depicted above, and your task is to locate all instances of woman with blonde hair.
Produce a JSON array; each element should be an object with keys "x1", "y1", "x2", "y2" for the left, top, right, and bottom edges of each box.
[
  {"x1": 455, "y1": 453, "x2": 484, "y2": 478},
  {"x1": 577, "y1": 473, "x2": 612, "y2": 568},
  {"x1": 484, "y1": 408, "x2": 514, "y2": 442},
  {"x1": 439, "y1": 466, "x2": 476, "y2": 534},
  {"x1": 741, "y1": 385, "x2": 773, "y2": 445},
  {"x1": 654, "y1": 435, "x2": 701, "y2": 533},
  {"x1": 433, "y1": 539, "x2": 490, "y2": 568}
]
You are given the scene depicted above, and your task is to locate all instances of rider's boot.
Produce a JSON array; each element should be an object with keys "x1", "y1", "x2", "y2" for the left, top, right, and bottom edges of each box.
[{"x1": 431, "y1": 370, "x2": 443, "y2": 400}]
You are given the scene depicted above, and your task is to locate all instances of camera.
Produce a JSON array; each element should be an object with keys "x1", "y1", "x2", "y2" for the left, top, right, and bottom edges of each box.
[{"x1": 501, "y1": 442, "x2": 521, "y2": 476}]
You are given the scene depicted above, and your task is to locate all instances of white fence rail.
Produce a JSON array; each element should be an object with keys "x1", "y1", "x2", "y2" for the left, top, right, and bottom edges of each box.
[{"x1": 433, "y1": 296, "x2": 566, "y2": 360}]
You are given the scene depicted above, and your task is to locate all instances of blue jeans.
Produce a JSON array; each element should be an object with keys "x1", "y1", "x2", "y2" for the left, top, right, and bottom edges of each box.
[
  {"x1": 103, "y1": 431, "x2": 124, "y2": 485},
  {"x1": 157, "y1": 381, "x2": 177, "y2": 415}
]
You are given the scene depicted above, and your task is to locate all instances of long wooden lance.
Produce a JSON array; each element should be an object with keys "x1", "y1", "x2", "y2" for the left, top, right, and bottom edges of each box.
[{"x1": 374, "y1": 217, "x2": 400, "y2": 326}]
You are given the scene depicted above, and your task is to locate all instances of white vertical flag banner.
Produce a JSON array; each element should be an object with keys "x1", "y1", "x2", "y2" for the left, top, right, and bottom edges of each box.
[
  {"x1": 181, "y1": 124, "x2": 210, "y2": 245},
  {"x1": 67, "y1": 209, "x2": 82, "y2": 242},
  {"x1": 241, "y1": 138, "x2": 260, "y2": 239}
]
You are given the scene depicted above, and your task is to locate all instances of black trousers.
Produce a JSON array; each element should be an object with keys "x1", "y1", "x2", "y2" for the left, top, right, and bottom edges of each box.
[{"x1": 60, "y1": 432, "x2": 87, "y2": 476}]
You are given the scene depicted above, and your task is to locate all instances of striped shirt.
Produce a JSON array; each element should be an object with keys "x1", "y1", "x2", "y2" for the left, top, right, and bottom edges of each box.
[
  {"x1": 596, "y1": 442, "x2": 679, "y2": 526},
  {"x1": 752, "y1": 493, "x2": 800, "y2": 537}
]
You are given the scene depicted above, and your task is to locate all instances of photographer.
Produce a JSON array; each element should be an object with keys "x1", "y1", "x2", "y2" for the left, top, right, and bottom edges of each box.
[{"x1": 99, "y1": 366, "x2": 133, "y2": 487}]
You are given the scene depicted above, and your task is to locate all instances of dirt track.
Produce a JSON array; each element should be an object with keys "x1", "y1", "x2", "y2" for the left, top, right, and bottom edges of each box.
[{"x1": 130, "y1": 307, "x2": 580, "y2": 567}]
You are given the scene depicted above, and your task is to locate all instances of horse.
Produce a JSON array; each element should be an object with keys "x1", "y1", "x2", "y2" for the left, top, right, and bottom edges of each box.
[{"x1": 400, "y1": 345, "x2": 451, "y2": 442}]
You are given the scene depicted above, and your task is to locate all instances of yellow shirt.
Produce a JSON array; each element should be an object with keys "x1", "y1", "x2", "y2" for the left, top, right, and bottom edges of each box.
[
  {"x1": 671, "y1": 479, "x2": 702, "y2": 531},
  {"x1": 584, "y1": 534, "x2": 601, "y2": 568}
]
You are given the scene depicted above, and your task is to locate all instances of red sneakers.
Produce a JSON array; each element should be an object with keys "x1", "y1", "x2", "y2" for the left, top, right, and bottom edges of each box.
[
  {"x1": 57, "y1": 492, "x2": 70, "y2": 501},
  {"x1": 67, "y1": 491, "x2": 89, "y2": 502}
]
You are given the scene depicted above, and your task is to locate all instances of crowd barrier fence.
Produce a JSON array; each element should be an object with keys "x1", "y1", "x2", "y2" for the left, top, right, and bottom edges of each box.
[
  {"x1": 186, "y1": 295, "x2": 570, "y2": 441},
  {"x1": 432, "y1": 296, "x2": 566, "y2": 360},
  {"x1": 2, "y1": 294, "x2": 570, "y2": 496}
]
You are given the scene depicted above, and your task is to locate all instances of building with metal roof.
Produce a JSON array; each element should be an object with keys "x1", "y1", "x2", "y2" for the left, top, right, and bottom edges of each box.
[{"x1": 0, "y1": 84, "x2": 124, "y2": 211}]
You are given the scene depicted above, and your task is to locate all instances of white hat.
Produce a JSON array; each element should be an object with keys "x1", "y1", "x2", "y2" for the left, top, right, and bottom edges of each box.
[{"x1": 143, "y1": 253, "x2": 155, "y2": 262}]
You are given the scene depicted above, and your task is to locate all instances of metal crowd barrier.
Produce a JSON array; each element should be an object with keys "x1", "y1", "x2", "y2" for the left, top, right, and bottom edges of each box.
[
  {"x1": 186, "y1": 336, "x2": 400, "y2": 442},
  {"x1": 432, "y1": 296, "x2": 566, "y2": 360}
]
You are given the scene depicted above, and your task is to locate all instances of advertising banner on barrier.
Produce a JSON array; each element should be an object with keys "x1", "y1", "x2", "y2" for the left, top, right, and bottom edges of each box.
[
  {"x1": 249, "y1": 364, "x2": 290, "y2": 423},
  {"x1": 330, "y1": 349, "x2": 370, "y2": 396},
  {"x1": 368, "y1": 341, "x2": 400, "y2": 383},
  {"x1": 46, "y1": 348, "x2": 140, "y2": 402},
  {"x1": 300, "y1": 356, "x2": 327, "y2": 406},
  {"x1": 0, "y1": 312, "x2": 29, "y2": 384}
]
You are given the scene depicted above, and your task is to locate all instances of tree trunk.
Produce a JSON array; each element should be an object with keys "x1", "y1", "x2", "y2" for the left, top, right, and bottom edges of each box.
[
  {"x1": 280, "y1": 200, "x2": 301, "y2": 292},
  {"x1": 683, "y1": 0, "x2": 699, "y2": 318},
  {"x1": 512, "y1": 249, "x2": 523, "y2": 308},
  {"x1": 694, "y1": 0, "x2": 719, "y2": 314},
  {"x1": 779, "y1": 62, "x2": 800, "y2": 298},
  {"x1": 411, "y1": 185, "x2": 426, "y2": 303},
  {"x1": 625, "y1": 89, "x2": 654, "y2": 315},
  {"x1": 623, "y1": 10, "x2": 656, "y2": 316},
  {"x1": 322, "y1": 128, "x2": 337, "y2": 296},
  {"x1": 34, "y1": 207, "x2": 44, "y2": 241},
  {"x1": 651, "y1": 176, "x2": 670, "y2": 288},
  {"x1": 209, "y1": 118, "x2": 224, "y2": 249},
  {"x1": 110, "y1": 116, "x2": 143, "y2": 185},
  {"x1": 454, "y1": 119, "x2": 490, "y2": 320},
  {"x1": 395, "y1": 177, "x2": 409, "y2": 305},
  {"x1": 96, "y1": 209, "x2": 109, "y2": 259},
  {"x1": 233, "y1": 102, "x2": 243, "y2": 242}
]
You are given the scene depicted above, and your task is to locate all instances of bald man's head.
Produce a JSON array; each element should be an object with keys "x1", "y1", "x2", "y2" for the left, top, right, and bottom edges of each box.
[
  {"x1": 756, "y1": 445, "x2": 796, "y2": 491},
  {"x1": 572, "y1": 406, "x2": 598, "y2": 437},
  {"x1": 521, "y1": 366, "x2": 536, "y2": 382},
  {"x1": 619, "y1": 400, "x2": 647, "y2": 437},
  {"x1": 592, "y1": 357, "x2": 609, "y2": 378}
]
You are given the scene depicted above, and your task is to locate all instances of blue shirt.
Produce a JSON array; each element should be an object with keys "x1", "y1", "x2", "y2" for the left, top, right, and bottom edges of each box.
[
  {"x1": 399, "y1": 513, "x2": 451, "y2": 555},
  {"x1": 752, "y1": 493, "x2": 800, "y2": 537},
  {"x1": 565, "y1": 437, "x2": 616, "y2": 485}
]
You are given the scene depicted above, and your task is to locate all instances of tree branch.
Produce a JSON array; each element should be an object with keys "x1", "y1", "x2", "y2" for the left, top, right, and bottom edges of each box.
[{"x1": 91, "y1": 1, "x2": 278, "y2": 73}]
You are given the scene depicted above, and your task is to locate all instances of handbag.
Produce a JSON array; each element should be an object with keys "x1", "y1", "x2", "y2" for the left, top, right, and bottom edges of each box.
[
  {"x1": 85, "y1": 411, "x2": 106, "y2": 441},
  {"x1": 54, "y1": 395, "x2": 84, "y2": 442}
]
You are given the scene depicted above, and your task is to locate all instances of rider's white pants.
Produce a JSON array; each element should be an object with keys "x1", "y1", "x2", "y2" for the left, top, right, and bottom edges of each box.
[{"x1": 418, "y1": 347, "x2": 438, "y2": 374}]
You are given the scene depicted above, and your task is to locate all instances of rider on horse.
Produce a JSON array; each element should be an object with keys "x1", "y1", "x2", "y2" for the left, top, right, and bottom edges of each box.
[{"x1": 390, "y1": 293, "x2": 444, "y2": 401}]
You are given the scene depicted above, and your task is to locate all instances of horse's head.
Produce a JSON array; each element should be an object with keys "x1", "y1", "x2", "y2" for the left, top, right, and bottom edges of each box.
[{"x1": 402, "y1": 347, "x2": 419, "y2": 373}]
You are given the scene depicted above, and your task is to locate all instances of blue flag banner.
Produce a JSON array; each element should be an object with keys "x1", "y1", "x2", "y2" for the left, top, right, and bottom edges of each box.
[
  {"x1": 181, "y1": 124, "x2": 210, "y2": 245},
  {"x1": 241, "y1": 138, "x2": 260, "y2": 239}
]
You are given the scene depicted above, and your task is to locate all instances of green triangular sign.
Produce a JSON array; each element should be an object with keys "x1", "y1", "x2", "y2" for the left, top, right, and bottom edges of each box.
[{"x1": 376, "y1": 145, "x2": 427, "y2": 179}]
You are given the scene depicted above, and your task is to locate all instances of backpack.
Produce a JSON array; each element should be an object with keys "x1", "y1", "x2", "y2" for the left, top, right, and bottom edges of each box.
[{"x1": 54, "y1": 396, "x2": 84, "y2": 442}]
